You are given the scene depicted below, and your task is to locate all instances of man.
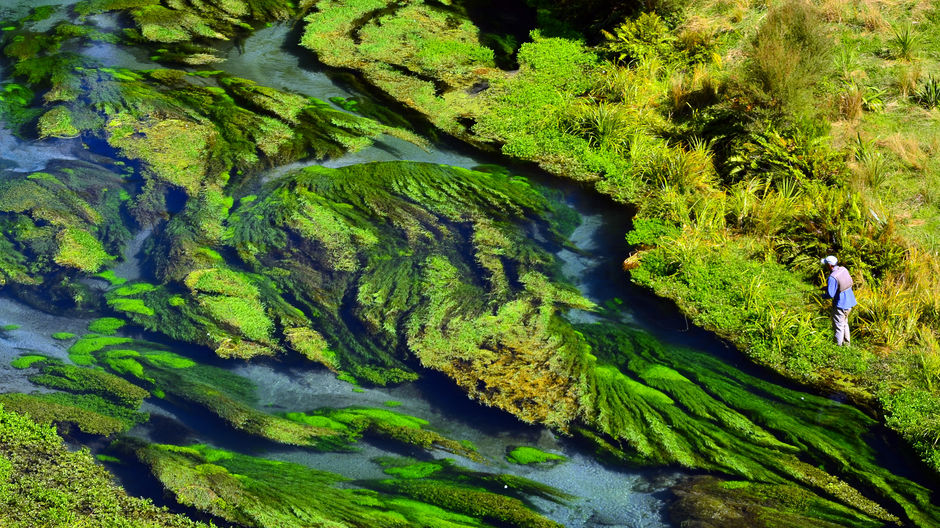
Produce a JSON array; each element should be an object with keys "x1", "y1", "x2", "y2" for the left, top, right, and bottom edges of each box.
[{"x1": 820, "y1": 255, "x2": 856, "y2": 346}]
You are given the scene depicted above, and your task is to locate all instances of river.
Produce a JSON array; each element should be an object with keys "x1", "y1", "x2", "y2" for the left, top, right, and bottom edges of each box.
[{"x1": 1, "y1": 4, "x2": 939, "y2": 528}]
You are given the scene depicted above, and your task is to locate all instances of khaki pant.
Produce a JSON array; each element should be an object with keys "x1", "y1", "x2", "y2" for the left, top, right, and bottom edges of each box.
[{"x1": 832, "y1": 307, "x2": 851, "y2": 346}]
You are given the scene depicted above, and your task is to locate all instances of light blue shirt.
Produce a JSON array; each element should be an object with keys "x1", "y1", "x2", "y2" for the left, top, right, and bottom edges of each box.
[{"x1": 826, "y1": 273, "x2": 857, "y2": 310}]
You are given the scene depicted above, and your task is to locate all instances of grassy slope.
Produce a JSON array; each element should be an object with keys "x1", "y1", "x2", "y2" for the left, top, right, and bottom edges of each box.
[{"x1": 299, "y1": 0, "x2": 940, "y2": 473}]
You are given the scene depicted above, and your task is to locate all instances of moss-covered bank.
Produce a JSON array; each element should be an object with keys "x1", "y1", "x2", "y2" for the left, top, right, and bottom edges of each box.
[{"x1": 0, "y1": 403, "x2": 208, "y2": 528}]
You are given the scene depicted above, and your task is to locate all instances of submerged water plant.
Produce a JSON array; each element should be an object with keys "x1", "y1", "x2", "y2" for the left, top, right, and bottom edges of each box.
[{"x1": 119, "y1": 442, "x2": 564, "y2": 528}]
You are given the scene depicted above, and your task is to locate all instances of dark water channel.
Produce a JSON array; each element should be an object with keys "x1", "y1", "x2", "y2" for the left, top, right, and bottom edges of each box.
[{"x1": 1, "y1": 5, "x2": 939, "y2": 528}]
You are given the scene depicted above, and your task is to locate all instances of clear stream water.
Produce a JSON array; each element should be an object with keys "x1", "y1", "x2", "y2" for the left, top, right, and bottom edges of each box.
[{"x1": 1, "y1": 5, "x2": 939, "y2": 528}]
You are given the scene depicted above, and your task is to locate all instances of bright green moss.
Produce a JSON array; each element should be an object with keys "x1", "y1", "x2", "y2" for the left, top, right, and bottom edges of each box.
[
  {"x1": 37, "y1": 105, "x2": 80, "y2": 138},
  {"x1": 142, "y1": 350, "x2": 195, "y2": 369},
  {"x1": 111, "y1": 282, "x2": 156, "y2": 296},
  {"x1": 107, "y1": 298, "x2": 155, "y2": 316},
  {"x1": 51, "y1": 332, "x2": 76, "y2": 340},
  {"x1": 0, "y1": 403, "x2": 206, "y2": 527},
  {"x1": 54, "y1": 227, "x2": 113, "y2": 273},
  {"x1": 506, "y1": 446, "x2": 567, "y2": 465},
  {"x1": 28, "y1": 362, "x2": 149, "y2": 407},
  {"x1": 1, "y1": 324, "x2": 20, "y2": 331},
  {"x1": 96, "y1": 454, "x2": 121, "y2": 463},
  {"x1": 88, "y1": 317, "x2": 126, "y2": 335},
  {"x1": 382, "y1": 460, "x2": 442, "y2": 479},
  {"x1": 94, "y1": 269, "x2": 127, "y2": 286},
  {"x1": 198, "y1": 295, "x2": 272, "y2": 342},
  {"x1": 127, "y1": 443, "x2": 557, "y2": 528},
  {"x1": 10, "y1": 355, "x2": 48, "y2": 369},
  {"x1": 68, "y1": 335, "x2": 133, "y2": 356},
  {"x1": 0, "y1": 393, "x2": 146, "y2": 436}
]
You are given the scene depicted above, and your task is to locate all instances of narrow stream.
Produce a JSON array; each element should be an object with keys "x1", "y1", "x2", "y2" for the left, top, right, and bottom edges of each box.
[{"x1": 1, "y1": 5, "x2": 939, "y2": 528}]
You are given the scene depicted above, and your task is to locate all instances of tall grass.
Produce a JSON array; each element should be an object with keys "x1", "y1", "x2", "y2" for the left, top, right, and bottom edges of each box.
[
  {"x1": 852, "y1": 135, "x2": 892, "y2": 188},
  {"x1": 837, "y1": 83, "x2": 864, "y2": 120},
  {"x1": 568, "y1": 100, "x2": 637, "y2": 155},
  {"x1": 746, "y1": 1, "x2": 832, "y2": 116},
  {"x1": 895, "y1": 63, "x2": 921, "y2": 97}
]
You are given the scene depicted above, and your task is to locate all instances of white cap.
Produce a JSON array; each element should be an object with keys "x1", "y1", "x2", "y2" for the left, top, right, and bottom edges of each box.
[{"x1": 820, "y1": 255, "x2": 837, "y2": 266}]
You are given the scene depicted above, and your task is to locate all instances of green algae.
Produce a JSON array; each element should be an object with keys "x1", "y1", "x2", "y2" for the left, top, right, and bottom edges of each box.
[
  {"x1": 372, "y1": 457, "x2": 570, "y2": 528},
  {"x1": 87, "y1": 317, "x2": 126, "y2": 335},
  {"x1": 28, "y1": 361, "x2": 149, "y2": 407},
  {"x1": 68, "y1": 335, "x2": 132, "y2": 365},
  {"x1": 9, "y1": 355, "x2": 47, "y2": 369},
  {"x1": 51, "y1": 332, "x2": 77, "y2": 340},
  {"x1": 570, "y1": 322, "x2": 940, "y2": 526},
  {"x1": 0, "y1": 393, "x2": 147, "y2": 436},
  {"x1": 0, "y1": 162, "x2": 130, "y2": 290},
  {"x1": 107, "y1": 298, "x2": 155, "y2": 316},
  {"x1": 37, "y1": 105, "x2": 79, "y2": 138},
  {"x1": 284, "y1": 406, "x2": 481, "y2": 458},
  {"x1": 110, "y1": 282, "x2": 156, "y2": 296},
  {"x1": 506, "y1": 446, "x2": 566, "y2": 465},
  {"x1": 217, "y1": 161, "x2": 591, "y2": 400},
  {"x1": 59, "y1": 333, "x2": 348, "y2": 447},
  {"x1": 94, "y1": 270, "x2": 127, "y2": 286},
  {"x1": 122, "y1": 442, "x2": 561, "y2": 528},
  {"x1": 670, "y1": 475, "x2": 885, "y2": 528}
]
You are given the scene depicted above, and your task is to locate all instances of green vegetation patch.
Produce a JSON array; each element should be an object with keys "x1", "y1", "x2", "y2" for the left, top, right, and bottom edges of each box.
[
  {"x1": 51, "y1": 332, "x2": 76, "y2": 340},
  {"x1": 88, "y1": 317, "x2": 126, "y2": 335},
  {"x1": 506, "y1": 446, "x2": 567, "y2": 465},
  {"x1": 0, "y1": 403, "x2": 206, "y2": 527},
  {"x1": 10, "y1": 355, "x2": 48, "y2": 369},
  {"x1": 93, "y1": 269, "x2": 127, "y2": 286},
  {"x1": 37, "y1": 105, "x2": 80, "y2": 138},
  {"x1": 284, "y1": 406, "x2": 478, "y2": 459},
  {"x1": 54, "y1": 227, "x2": 114, "y2": 273},
  {"x1": 29, "y1": 362, "x2": 149, "y2": 407},
  {"x1": 125, "y1": 442, "x2": 561, "y2": 528},
  {"x1": 0, "y1": 393, "x2": 147, "y2": 436},
  {"x1": 111, "y1": 282, "x2": 156, "y2": 296}
]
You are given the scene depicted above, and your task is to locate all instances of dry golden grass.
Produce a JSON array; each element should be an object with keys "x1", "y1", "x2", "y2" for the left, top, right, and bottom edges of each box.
[
  {"x1": 882, "y1": 133, "x2": 927, "y2": 169},
  {"x1": 677, "y1": 16, "x2": 719, "y2": 54},
  {"x1": 821, "y1": 0, "x2": 850, "y2": 22},
  {"x1": 858, "y1": 0, "x2": 888, "y2": 31},
  {"x1": 837, "y1": 85, "x2": 865, "y2": 120},
  {"x1": 895, "y1": 63, "x2": 922, "y2": 97}
]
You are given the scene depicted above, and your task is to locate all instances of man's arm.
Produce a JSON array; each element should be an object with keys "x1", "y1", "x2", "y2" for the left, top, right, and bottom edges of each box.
[{"x1": 825, "y1": 275, "x2": 837, "y2": 299}]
